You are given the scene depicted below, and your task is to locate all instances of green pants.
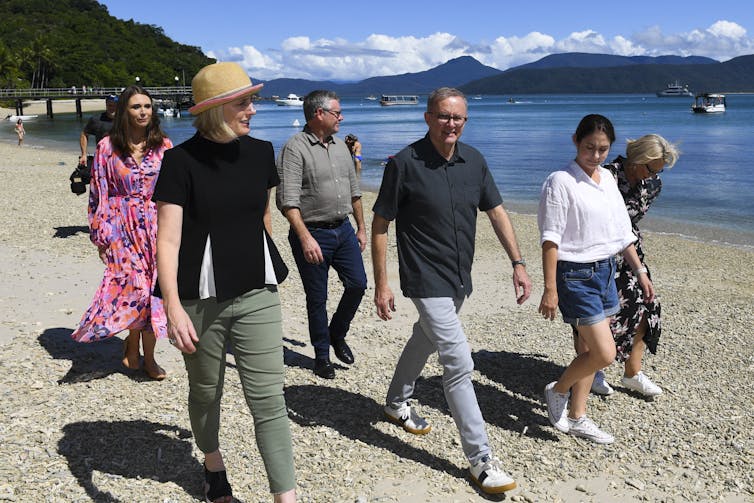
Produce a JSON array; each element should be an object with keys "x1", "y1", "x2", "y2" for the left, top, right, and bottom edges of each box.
[{"x1": 182, "y1": 287, "x2": 295, "y2": 494}]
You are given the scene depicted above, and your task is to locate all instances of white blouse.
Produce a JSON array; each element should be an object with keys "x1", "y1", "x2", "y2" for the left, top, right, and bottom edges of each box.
[
  {"x1": 538, "y1": 161, "x2": 637, "y2": 263},
  {"x1": 198, "y1": 232, "x2": 278, "y2": 300}
]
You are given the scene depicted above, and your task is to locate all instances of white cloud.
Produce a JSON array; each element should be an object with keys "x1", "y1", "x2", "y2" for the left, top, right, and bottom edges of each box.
[{"x1": 212, "y1": 21, "x2": 754, "y2": 81}]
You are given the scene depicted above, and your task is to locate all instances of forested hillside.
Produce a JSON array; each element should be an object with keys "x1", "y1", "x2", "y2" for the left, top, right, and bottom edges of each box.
[{"x1": 0, "y1": 0, "x2": 214, "y2": 89}]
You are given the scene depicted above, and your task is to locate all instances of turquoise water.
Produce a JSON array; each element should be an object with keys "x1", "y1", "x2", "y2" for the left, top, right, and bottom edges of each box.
[{"x1": 7, "y1": 94, "x2": 754, "y2": 247}]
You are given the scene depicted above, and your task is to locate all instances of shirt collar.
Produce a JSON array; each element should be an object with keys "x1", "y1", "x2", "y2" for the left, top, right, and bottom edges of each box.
[
  {"x1": 303, "y1": 125, "x2": 335, "y2": 147},
  {"x1": 414, "y1": 134, "x2": 467, "y2": 166}
]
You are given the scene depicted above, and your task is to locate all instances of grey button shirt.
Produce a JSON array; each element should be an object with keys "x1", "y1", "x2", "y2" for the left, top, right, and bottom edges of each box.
[{"x1": 276, "y1": 127, "x2": 361, "y2": 223}]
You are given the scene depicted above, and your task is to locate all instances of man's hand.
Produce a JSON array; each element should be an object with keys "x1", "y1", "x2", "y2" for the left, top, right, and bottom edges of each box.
[
  {"x1": 374, "y1": 284, "x2": 396, "y2": 321},
  {"x1": 301, "y1": 233, "x2": 324, "y2": 264},
  {"x1": 512, "y1": 265, "x2": 532, "y2": 305}
]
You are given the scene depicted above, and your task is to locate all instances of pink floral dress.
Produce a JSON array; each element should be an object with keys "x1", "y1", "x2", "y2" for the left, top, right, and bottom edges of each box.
[{"x1": 72, "y1": 136, "x2": 173, "y2": 342}]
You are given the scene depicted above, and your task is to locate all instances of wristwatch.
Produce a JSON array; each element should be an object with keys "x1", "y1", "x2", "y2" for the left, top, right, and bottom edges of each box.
[{"x1": 511, "y1": 259, "x2": 527, "y2": 268}]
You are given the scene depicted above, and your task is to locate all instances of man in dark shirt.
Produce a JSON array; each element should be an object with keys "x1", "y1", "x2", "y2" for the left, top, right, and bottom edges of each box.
[
  {"x1": 277, "y1": 90, "x2": 367, "y2": 379},
  {"x1": 371, "y1": 87, "x2": 531, "y2": 496},
  {"x1": 78, "y1": 94, "x2": 117, "y2": 166}
]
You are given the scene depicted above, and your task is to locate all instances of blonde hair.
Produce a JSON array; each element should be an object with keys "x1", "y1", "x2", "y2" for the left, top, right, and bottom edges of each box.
[
  {"x1": 625, "y1": 134, "x2": 680, "y2": 169},
  {"x1": 192, "y1": 105, "x2": 238, "y2": 143}
]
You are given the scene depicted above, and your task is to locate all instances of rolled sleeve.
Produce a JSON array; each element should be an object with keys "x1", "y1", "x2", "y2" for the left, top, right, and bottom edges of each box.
[
  {"x1": 538, "y1": 175, "x2": 567, "y2": 247},
  {"x1": 275, "y1": 141, "x2": 304, "y2": 211}
]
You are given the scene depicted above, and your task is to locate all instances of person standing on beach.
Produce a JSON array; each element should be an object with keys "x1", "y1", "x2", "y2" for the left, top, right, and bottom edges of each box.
[
  {"x1": 586, "y1": 134, "x2": 679, "y2": 397},
  {"x1": 71, "y1": 85, "x2": 172, "y2": 381},
  {"x1": 14, "y1": 118, "x2": 25, "y2": 147},
  {"x1": 371, "y1": 87, "x2": 531, "y2": 495},
  {"x1": 344, "y1": 133, "x2": 362, "y2": 173},
  {"x1": 78, "y1": 94, "x2": 117, "y2": 167},
  {"x1": 276, "y1": 90, "x2": 367, "y2": 379},
  {"x1": 538, "y1": 114, "x2": 654, "y2": 444},
  {"x1": 155, "y1": 62, "x2": 296, "y2": 503}
]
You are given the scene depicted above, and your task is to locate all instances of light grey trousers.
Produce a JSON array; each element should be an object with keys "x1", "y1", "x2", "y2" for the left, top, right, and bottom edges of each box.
[{"x1": 385, "y1": 297, "x2": 490, "y2": 464}]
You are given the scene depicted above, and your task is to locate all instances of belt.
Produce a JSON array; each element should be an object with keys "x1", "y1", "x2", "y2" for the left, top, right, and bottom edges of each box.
[
  {"x1": 306, "y1": 218, "x2": 345, "y2": 229},
  {"x1": 558, "y1": 257, "x2": 614, "y2": 269}
]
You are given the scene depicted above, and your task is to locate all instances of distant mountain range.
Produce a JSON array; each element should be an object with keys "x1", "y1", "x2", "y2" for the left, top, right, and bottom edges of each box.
[{"x1": 256, "y1": 53, "x2": 754, "y2": 97}]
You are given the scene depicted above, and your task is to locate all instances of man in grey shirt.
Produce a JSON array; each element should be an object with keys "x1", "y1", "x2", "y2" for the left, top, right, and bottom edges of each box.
[
  {"x1": 277, "y1": 90, "x2": 367, "y2": 379},
  {"x1": 372, "y1": 87, "x2": 531, "y2": 495}
]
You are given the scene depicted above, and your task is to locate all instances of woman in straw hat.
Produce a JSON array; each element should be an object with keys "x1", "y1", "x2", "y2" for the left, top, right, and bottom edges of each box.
[{"x1": 155, "y1": 62, "x2": 296, "y2": 502}]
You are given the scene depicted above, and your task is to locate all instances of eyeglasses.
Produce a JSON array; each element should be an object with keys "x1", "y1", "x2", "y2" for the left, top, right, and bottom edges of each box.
[
  {"x1": 645, "y1": 163, "x2": 664, "y2": 175},
  {"x1": 432, "y1": 113, "x2": 468, "y2": 124},
  {"x1": 323, "y1": 109, "x2": 342, "y2": 119}
]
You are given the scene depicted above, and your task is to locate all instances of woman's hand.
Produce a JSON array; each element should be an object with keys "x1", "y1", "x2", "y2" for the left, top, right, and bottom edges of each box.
[
  {"x1": 538, "y1": 286, "x2": 559, "y2": 321},
  {"x1": 637, "y1": 274, "x2": 655, "y2": 304},
  {"x1": 97, "y1": 245, "x2": 108, "y2": 264},
  {"x1": 165, "y1": 302, "x2": 199, "y2": 354}
]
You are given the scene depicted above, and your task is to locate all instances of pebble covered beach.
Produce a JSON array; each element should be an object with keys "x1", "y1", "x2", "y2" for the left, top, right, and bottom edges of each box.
[{"x1": 0, "y1": 136, "x2": 752, "y2": 502}]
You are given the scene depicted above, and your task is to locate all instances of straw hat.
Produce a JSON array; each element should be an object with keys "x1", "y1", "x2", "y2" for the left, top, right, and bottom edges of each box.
[{"x1": 189, "y1": 62, "x2": 263, "y2": 115}]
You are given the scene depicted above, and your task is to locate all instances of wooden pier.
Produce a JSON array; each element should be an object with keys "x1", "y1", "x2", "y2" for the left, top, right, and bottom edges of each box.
[{"x1": 0, "y1": 86, "x2": 193, "y2": 118}]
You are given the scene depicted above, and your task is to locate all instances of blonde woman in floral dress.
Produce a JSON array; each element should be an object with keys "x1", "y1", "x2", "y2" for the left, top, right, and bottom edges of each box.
[
  {"x1": 588, "y1": 134, "x2": 679, "y2": 397},
  {"x1": 72, "y1": 85, "x2": 172, "y2": 380}
]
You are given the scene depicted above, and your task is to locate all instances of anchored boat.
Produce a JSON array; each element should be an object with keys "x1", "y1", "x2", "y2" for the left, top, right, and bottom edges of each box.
[{"x1": 692, "y1": 93, "x2": 726, "y2": 113}]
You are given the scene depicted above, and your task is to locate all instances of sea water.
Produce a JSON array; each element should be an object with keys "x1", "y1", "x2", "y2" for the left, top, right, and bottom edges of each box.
[{"x1": 6, "y1": 94, "x2": 754, "y2": 247}]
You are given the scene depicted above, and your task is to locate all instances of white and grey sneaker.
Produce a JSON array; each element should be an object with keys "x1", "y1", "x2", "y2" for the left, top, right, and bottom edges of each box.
[
  {"x1": 469, "y1": 455, "x2": 516, "y2": 494},
  {"x1": 591, "y1": 370, "x2": 615, "y2": 395},
  {"x1": 621, "y1": 371, "x2": 663, "y2": 397},
  {"x1": 544, "y1": 381, "x2": 570, "y2": 432},
  {"x1": 567, "y1": 415, "x2": 615, "y2": 444},
  {"x1": 384, "y1": 402, "x2": 431, "y2": 435}
]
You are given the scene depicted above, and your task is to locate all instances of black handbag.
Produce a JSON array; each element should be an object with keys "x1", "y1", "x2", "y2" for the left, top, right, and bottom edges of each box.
[{"x1": 69, "y1": 163, "x2": 91, "y2": 195}]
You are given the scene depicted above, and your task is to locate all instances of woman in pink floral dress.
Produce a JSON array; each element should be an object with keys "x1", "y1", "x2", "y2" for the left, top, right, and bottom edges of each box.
[{"x1": 72, "y1": 85, "x2": 172, "y2": 380}]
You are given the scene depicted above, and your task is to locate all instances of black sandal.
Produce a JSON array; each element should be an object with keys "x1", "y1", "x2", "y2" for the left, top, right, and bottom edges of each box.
[{"x1": 204, "y1": 466, "x2": 233, "y2": 503}]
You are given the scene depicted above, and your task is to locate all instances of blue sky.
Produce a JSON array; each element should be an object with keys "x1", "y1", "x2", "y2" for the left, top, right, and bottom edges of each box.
[{"x1": 99, "y1": 0, "x2": 754, "y2": 81}]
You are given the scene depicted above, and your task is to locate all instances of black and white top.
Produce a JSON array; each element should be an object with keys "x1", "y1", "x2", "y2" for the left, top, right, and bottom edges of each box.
[{"x1": 154, "y1": 133, "x2": 288, "y2": 302}]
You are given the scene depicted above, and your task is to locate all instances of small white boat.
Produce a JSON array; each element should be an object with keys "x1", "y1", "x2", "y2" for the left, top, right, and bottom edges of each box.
[
  {"x1": 5, "y1": 114, "x2": 39, "y2": 121},
  {"x1": 292, "y1": 119, "x2": 300, "y2": 127},
  {"x1": 365, "y1": 95, "x2": 377, "y2": 101},
  {"x1": 158, "y1": 108, "x2": 178, "y2": 117},
  {"x1": 379, "y1": 95, "x2": 419, "y2": 106},
  {"x1": 275, "y1": 94, "x2": 304, "y2": 106},
  {"x1": 472, "y1": 95, "x2": 482, "y2": 100},
  {"x1": 692, "y1": 93, "x2": 726, "y2": 113},
  {"x1": 657, "y1": 80, "x2": 693, "y2": 97}
]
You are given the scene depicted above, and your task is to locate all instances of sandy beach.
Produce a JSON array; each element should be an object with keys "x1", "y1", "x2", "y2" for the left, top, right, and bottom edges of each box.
[{"x1": 0, "y1": 140, "x2": 752, "y2": 502}]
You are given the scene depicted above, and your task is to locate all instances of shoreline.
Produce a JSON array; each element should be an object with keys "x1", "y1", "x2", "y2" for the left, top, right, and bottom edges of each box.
[{"x1": 0, "y1": 140, "x2": 752, "y2": 501}]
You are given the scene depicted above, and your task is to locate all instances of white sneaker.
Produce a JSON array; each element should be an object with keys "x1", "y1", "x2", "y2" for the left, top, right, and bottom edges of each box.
[
  {"x1": 621, "y1": 371, "x2": 663, "y2": 397},
  {"x1": 567, "y1": 415, "x2": 615, "y2": 444},
  {"x1": 591, "y1": 370, "x2": 615, "y2": 395},
  {"x1": 384, "y1": 402, "x2": 431, "y2": 435},
  {"x1": 469, "y1": 455, "x2": 516, "y2": 494},
  {"x1": 544, "y1": 381, "x2": 570, "y2": 433}
]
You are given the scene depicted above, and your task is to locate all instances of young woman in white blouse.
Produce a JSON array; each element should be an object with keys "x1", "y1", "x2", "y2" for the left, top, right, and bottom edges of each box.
[{"x1": 537, "y1": 114, "x2": 654, "y2": 444}]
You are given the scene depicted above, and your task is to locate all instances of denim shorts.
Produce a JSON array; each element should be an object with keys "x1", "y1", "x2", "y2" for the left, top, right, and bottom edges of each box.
[{"x1": 556, "y1": 257, "x2": 619, "y2": 326}]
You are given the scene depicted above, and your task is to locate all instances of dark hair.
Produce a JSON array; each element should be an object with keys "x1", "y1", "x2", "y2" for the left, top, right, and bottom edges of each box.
[
  {"x1": 303, "y1": 90, "x2": 339, "y2": 122},
  {"x1": 109, "y1": 85, "x2": 167, "y2": 156},
  {"x1": 574, "y1": 114, "x2": 615, "y2": 144}
]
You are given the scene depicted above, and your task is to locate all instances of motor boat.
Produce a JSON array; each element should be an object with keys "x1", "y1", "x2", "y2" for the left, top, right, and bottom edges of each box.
[
  {"x1": 5, "y1": 114, "x2": 38, "y2": 121},
  {"x1": 692, "y1": 93, "x2": 726, "y2": 113},
  {"x1": 275, "y1": 94, "x2": 304, "y2": 106},
  {"x1": 657, "y1": 81, "x2": 693, "y2": 97},
  {"x1": 379, "y1": 95, "x2": 419, "y2": 106}
]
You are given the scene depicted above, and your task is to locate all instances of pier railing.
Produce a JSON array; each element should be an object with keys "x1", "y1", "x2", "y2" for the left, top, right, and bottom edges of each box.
[
  {"x1": 1, "y1": 86, "x2": 194, "y2": 117},
  {"x1": 0, "y1": 86, "x2": 193, "y2": 99}
]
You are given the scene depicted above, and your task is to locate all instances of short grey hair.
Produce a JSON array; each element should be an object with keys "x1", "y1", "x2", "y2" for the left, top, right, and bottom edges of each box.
[
  {"x1": 304, "y1": 90, "x2": 339, "y2": 121},
  {"x1": 625, "y1": 134, "x2": 680, "y2": 169},
  {"x1": 426, "y1": 87, "x2": 466, "y2": 112}
]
